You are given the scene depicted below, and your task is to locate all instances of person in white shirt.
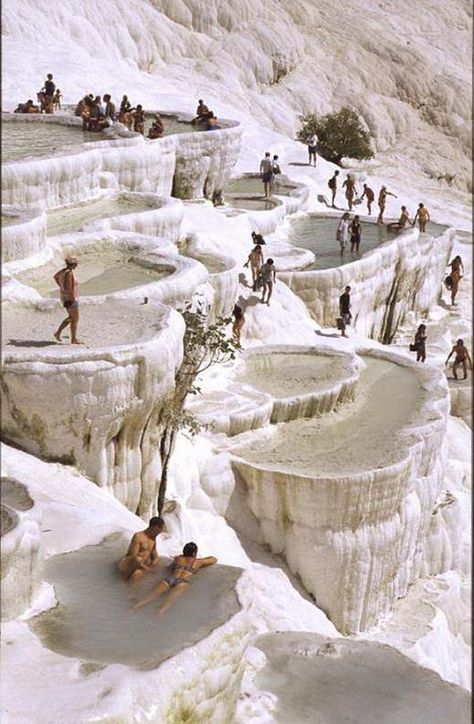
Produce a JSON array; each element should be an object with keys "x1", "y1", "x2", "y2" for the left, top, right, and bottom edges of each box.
[
  {"x1": 307, "y1": 133, "x2": 318, "y2": 166},
  {"x1": 337, "y1": 212, "x2": 351, "y2": 254}
]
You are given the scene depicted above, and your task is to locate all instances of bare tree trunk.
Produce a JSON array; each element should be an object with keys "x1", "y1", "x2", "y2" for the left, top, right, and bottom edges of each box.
[{"x1": 157, "y1": 426, "x2": 177, "y2": 515}]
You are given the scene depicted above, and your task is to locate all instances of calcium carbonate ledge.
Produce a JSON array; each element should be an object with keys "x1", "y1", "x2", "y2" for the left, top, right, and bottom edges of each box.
[
  {"x1": 1, "y1": 205, "x2": 47, "y2": 262},
  {"x1": 1, "y1": 300, "x2": 185, "y2": 518},
  {"x1": 1, "y1": 476, "x2": 44, "y2": 621},
  {"x1": 278, "y1": 225, "x2": 455, "y2": 343},
  {"x1": 223, "y1": 347, "x2": 450, "y2": 633}
]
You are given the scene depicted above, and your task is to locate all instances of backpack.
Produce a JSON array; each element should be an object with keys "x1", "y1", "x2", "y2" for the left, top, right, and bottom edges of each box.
[
  {"x1": 444, "y1": 275, "x2": 453, "y2": 290},
  {"x1": 328, "y1": 177, "x2": 336, "y2": 189}
]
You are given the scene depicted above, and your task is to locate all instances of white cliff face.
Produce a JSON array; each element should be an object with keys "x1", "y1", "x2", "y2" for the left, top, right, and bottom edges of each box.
[{"x1": 1, "y1": 206, "x2": 47, "y2": 263}]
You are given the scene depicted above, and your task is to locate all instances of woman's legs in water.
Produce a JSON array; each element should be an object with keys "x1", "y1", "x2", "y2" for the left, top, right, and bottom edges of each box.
[
  {"x1": 157, "y1": 582, "x2": 189, "y2": 615},
  {"x1": 132, "y1": 579, "x2": 170, "y2": 611}
]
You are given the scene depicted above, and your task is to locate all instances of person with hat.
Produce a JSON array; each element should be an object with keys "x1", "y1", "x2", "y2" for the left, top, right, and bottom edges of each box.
[
  {"x1": 53, "y1": 256, "x2": 82, "y2": 344},
  {"x1": 377, "y1": 185, "x2": 397, "y2": 225}
]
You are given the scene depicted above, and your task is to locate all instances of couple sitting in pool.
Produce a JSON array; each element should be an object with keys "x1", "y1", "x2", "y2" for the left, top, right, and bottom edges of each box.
[{"x1": 118, "y1": 517, "x2": 217, "y2": 615}]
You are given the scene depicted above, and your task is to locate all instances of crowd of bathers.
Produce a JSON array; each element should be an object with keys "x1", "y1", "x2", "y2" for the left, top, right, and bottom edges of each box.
[{"x1": 12, "y1": 74, "x2": 222, "y2": 138}]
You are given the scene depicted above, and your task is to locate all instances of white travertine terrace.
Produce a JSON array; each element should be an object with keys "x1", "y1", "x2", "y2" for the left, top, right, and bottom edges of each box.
[
  {"x1": 278, "y1": 225, "x2": 455, "y2": 342},
  {"x1": 1, "y1": 300, "x2": 184, "y2": 517},
  {"x1": 220, "y1": 347, "x2": 451, "y2": 633},
  {"x1": 1, "y1": 477, "x2": 44, "y2": 621},
  {"x1": 1, "y1": 205, "x2": 47, "y2": 262},
  {"x1": 2, "y1": 113, "x2": 242, "y2": 211}
]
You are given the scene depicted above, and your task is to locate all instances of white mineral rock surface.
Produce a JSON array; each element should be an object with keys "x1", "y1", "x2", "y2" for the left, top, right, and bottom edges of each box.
[{"x1": 1, "y1": 0, "x2": 471, "y2": 721}]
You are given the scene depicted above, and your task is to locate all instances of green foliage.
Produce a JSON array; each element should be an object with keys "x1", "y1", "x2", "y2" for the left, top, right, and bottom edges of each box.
[
  {"x1": 297, "y1": 107, "x2": 374, "y2": 165},
  {"x1": 157, "y1": 305, "x2": 239, "y2": 514}
]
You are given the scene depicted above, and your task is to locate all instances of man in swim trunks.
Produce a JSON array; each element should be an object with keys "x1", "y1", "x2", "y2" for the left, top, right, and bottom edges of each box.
[
  {"x1": 377, "y1": 185, "x2": 397, "y2": 224},
  {"x1": 260, "y1": 152, "x2": 274, "y2": 199},
  {"x1": 412, "y1": 203, "x2": 430, "y2": 233},
  {"x1": 260, "y1": 258, "x2": 276, "y2": 305},
  {"x1": 327, "y1": 170, "x2": 339, "y2": 208},
  {"x1": 132, "y1": 541, "x2": 217, "y2": 615},
  {"x1": 118, "y1": 517, "x2": 165, "y2": 582},
  {"x1": 360, "y1": 183, "x2": 375, "y2": 215},
  {"x1": 53, "y1": 256, "x2": 82, "y2": 344},
  {"x1": 387, "y1": 205, "x2": 411, "y2": 231},
  {"x1": 445, "y1": 339, "x2": 472, "y2": 380},
  {"x1": 342, "y1": 174, "x2": 358, "y2": 211}
]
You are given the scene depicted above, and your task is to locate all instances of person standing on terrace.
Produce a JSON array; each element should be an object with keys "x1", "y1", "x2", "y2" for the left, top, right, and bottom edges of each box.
[
  {"x1": 413, "y1": 203, "x2": 430, "y2": 233},
  {"x1": 103, "y1": 94, "x2": 116, "y2": 123},
  {"x1": 377, "y1": 185, "x2": 397, "y2": 225},
  {"x1": 307, "y1": 132, "x2": 318, "y2": 166},
  {"x1": 260, "y1": 152, "x2": 274, "y2": 198},
  {"x1": 448, "y1": 255, "x2": 464, "y2": 306},
  {"x1": 445, "y1": 339, "x2": 472, "y2": 381},
  {"x1": 342, "y1": 174, "x2": 358, "y2": 211},
  {"x1": 53, "y1": 256, "x2": 82, "y2": 344},
  {"x1": 244, "y1": 243, "x2": 264, "y2": 291},
  {"x1": 133, "y1": 104, "x2": 146, "y2": 134},
  {"x1": 338, "y1": 285, "x2": 352, "y2": 337},
  {"x1": 260, "y1": 258, "x2": 276, "y2": 306},
  {"x1": 327, "y1": 170, "x2": 339, "y2": 208},
  {"x1": 360, "y1": 183, "x2": 375, "y2": 215},
  {"x1": 43, "y1": 73, "x2": 56, "y2": 100}
]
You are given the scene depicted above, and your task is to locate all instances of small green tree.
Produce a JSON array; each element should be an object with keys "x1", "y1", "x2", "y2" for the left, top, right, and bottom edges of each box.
[
  {"x1": 297, "y1": 107, "x2": 374, "y2": 165},
  {"x1": 156, "y1": 306, "x2": 239, "y2": 514}
]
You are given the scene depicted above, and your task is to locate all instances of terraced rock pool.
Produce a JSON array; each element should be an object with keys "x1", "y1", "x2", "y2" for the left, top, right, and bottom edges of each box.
[
  {"x1": 289, "y1": 215, "x2": 448, "y2": 270},
  {"x1": 2, "y1": 120, "x2": 102, "y2": 163},
  {"x1": 47, "y1": 196, "x2": 158, "y2": 236}
]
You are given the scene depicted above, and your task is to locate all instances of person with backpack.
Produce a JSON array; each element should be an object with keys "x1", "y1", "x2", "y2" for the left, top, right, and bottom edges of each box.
[
  {"x1": 410, "y1": 324, "x2": 427, "y2": 362},
  {"x1": 338, "y1": 286, "x2": 352, "y2": 337},
  {"x1": 360, "y1": 183, "x2": 375, "y2": 215},
  {"x1": 328, "y1": 170, "x2": 339, "y2": 208},
  {"x1": 53, "y1": 256, "x2": 82, "y2": 344},
  {"x1": 260, "y1": 152, "x2": 274, "y2": 199}
]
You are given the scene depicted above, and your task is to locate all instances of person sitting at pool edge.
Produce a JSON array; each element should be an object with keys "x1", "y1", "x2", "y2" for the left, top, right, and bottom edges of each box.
[
  {"x1": 132, "y1": 542, "x2": 217, "y2": 615},
  {"x1": 118, "y1": 517, "x2": 165, "y2": 582}
]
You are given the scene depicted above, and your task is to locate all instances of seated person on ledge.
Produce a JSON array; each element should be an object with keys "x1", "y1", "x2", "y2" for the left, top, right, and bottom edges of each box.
[
  {"x1": 387, "y1": 205, "x2": 411, "y2": 231},
  {"x1": 118, "y1": 516, "x2": 165, "y2": 582},
  {"x1": 132, "y1": 541, "x2": 217, "y2": 615},
  {"x1": 14, "y1": 99, "x2": 40, "y2": 114},
  {"x1": 192, "y1": 98, "x2": 209, "y2": 125},
  {"x1": 148, "y1": 113, "x2": 165, "y2": 139}
]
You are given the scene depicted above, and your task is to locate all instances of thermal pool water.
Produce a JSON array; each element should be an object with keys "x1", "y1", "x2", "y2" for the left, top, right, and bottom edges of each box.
[
  {"x1": 29, "y1": 540, "x2": 241, "y2": 669},
  {"x1": 46, "y1": 196, "x2": 158, "y2": 236},
  {"x1": 16, "y1": 249, "x2": 171, "y2": 297},
  {"x1": 289, "y1": 215, "x2": 448, "y2": 270},
  {"x1": 2, "y1": 120, "x2": 102, "y2": 163}
]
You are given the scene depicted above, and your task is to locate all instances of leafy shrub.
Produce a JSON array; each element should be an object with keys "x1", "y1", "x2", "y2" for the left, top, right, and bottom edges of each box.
[{"x1": 297, "y1": 107, "x2": 374, "y2": 165}]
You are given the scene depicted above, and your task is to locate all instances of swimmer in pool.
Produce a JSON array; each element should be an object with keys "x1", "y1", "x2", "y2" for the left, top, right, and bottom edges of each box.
[
  {"x1": 132, "y1": 542, "x2": 217, "y2": 615},
  {"x1": 118, "y1": 517, "x2": 165, "y2": 582}
]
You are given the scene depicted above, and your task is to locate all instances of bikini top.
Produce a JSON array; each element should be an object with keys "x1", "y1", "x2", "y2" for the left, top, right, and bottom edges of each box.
[{"x1": 173, "y1": 562, "x2": 197, "y2": 575}]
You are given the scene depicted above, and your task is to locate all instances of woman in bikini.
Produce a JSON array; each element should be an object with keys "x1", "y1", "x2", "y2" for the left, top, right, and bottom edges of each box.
[{"x1": 132, "y1": 542, "x2": 217, "y2": 615}]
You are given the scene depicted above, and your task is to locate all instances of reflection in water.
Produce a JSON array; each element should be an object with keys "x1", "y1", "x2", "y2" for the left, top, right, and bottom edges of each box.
[{"x1": 30, "y1": 540, "x2": 241, "y2": 669}]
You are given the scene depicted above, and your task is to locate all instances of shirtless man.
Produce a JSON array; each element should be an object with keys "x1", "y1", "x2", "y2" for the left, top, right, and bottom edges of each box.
[
  {"x1": 377, "y1": 185, "x2": 397, "y2": 225},
  {"x1": 260, "y1": 152, "x2": 274, "y2": 198},
  {"x1": 118, "y1": 517, "x2": 165, "y2": 582},
  {"x1": 192, "y1": 99, "x2": 209, "y2": 125},
  {"x1": 360, "y1": 183, "x2": 375, "y2": 215},
  {"x1": 387, "y1": 205, "x2": 411, "y2": 231},
  {"x1": 53, "y1": 256, "x2": 82, "y2": 344},
  {"x1": 132, "y1": 541, "x2": 217, "y2": 615},
  {"x1": 445, "y1": 339, "x2": 472, "y2": 380},
  {"x1": 342, "y1": 174, "x2": 358, "y2": 211},
  {"x1": 327, "y1": 170, "x2": 339, "y2": 208},
  {"x1": 244, "y1": 243, "x2": 264, "y2": 290},
  {"x1": 260, "y1": 258, "x2": 276, "y2": 305},
  {"x1": 148, "y1": 113, "x2": 165, "y2": 138},
  {"x1": 412, "y1": 202, "x2": 430, "y2": 233}
]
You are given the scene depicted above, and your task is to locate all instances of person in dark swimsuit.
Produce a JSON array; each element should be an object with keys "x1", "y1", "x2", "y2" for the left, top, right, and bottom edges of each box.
[
  {"x1": 349, "y1": 215, "x2": 362, "y2": 253},
  {"x1": 132, "y1": 542, "x2": 217, "y2": 615},
  {"x1": 413, "y1": 324, "x2": 427, "y2": 363}
]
